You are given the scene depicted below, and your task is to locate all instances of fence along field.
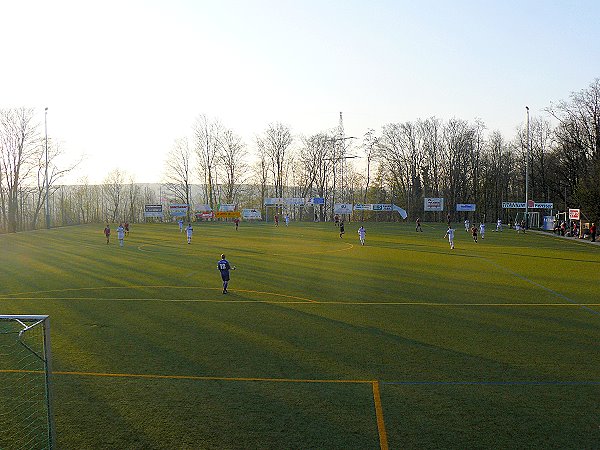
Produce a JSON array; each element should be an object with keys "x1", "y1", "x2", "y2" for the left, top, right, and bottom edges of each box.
[{"x1": 0, "y1": 221, "x2": 599, "y2": 448}]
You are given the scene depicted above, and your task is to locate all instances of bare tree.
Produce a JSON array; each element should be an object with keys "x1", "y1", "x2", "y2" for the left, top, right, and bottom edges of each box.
[
  {"x1": 547, "y1": 78, "x2": 600, "y2": 219},
  {"x1": 103, "y1": 169, "x2": 126, "y2": 222},
  {"x1": 257, "y1": 122, "x2": 293, "y2": 200},
  {"x1": 375, "y1": 122, "x2": 426, "y2": 218},
  {"x1": 30, "y1": 139, "x2": 80, "y2": 228},
  {"x1": 72, "y1": 177, "x2": 98, "y2": 223},
  {"x1": 420, "y1": 117, "x2": 444, "y2": 219},
  {"x1": 0, "y1": 108, "x2": 39, "y2": 232},
  {"x1": 125, "y1": 176, "x2": 142, "y2": 223},
  {"x1": 218, "y1": 128, "x2": 247, "y2": 204},
  {"x1": 252, "y1": 144, "x2": 270, "y2": 216},
  {"x1": 194, "y1": 115, "x2": 222, "y2": 209},
  {"x1": 441, "y1": 118, "x2": 474, "y2": 212},
  {"x1": 164, "y1": 137, "x2": 193, "y2": 221}
]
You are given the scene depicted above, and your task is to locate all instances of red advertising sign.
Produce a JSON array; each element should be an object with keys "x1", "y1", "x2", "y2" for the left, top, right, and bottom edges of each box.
[{"x1": 569, "y1": 209, "x2": 580, "y2": 220}]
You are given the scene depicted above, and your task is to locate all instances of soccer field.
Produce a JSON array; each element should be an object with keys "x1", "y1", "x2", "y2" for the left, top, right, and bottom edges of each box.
[{"x1": 1, "y1": 221, "x2": 599, "y2": 449}]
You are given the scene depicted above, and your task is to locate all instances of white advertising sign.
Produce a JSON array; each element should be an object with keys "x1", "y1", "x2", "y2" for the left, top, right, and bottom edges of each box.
[
  {"x1": 169, "y1": 204, "x2": 188, "y2": 217},
  {"x1": 334, "y1": 203, "x2": 353, "y2": 214},
  {"x1": 285, "y1": 198, "x2": 305, "y2": 206},
  {"x1": 264, "y1": 198, "x2": 284, "y2": 205},
  {"x1": 502, "y1": 202, "x2": 555, "y2": 209},
  {"x1": 242, "y1": 209, "x2": 262, "y2": 220},
  {"x1": 219, "y1": 204, "x2": 236, "y2": 212},
  {"x1": 424, "y1": 198, "x2": 444, "y2": 211},
  {"x1": 144, "y1": 204, "x2": 163, "y2": 218},
  {"x1": 372, "y1": 204, "x2": 393, "y2": 211}
]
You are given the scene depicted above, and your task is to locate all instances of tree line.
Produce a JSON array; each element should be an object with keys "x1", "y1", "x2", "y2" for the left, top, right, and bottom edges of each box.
[{"x1": 1, "y1": 78, "x2": 598, "y2": 233}]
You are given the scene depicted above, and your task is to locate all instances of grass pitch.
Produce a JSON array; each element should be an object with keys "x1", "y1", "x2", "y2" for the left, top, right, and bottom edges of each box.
[{"x1": 1, "y1": 221, "x2": 599, "y2": 449}]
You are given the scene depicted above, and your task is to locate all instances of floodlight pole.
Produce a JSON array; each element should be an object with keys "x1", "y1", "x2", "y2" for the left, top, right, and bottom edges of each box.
[
  {"x1": 323, "y1": 136, "x2": 357, "y2": 215},
  {"x1": 525, "y1": 106, "x2": 530, "y2": 229},
  {"x1": 44, "y1": 107, "x2": 50, "y2": 229}
]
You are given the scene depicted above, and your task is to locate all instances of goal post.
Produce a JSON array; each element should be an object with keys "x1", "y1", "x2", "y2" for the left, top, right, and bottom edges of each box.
[{"x1": 0, "y1": 315, "x2": 56, "y2": 449}]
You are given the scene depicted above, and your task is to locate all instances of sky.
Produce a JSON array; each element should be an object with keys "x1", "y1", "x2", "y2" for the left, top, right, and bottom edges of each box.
[{"x1": 1, "y1": 0, "x2": 599, "y2": 184}]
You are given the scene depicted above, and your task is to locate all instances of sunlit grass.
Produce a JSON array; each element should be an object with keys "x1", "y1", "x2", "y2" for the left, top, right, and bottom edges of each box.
[{"x1": 1, "y1": 221, "x2": 599, "y2": 448}]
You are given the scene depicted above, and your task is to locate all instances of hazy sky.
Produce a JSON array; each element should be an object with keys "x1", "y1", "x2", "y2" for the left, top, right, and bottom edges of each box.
[{"x1": 1, "y1": 0, "x2": 599, "y2": 184}]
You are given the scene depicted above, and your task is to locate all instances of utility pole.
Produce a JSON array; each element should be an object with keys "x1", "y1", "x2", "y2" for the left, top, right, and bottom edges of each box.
[
  {"x1": 45, "y1": 107, "x2": 50, "y2": 229},
  {"x1": 525, "y1": 106, "x2": 530, "y2": 228}
]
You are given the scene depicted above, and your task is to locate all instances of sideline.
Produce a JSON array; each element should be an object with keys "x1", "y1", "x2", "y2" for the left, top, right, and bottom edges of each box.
[{"x1": 529, "y1": 229, "x2": 600, "y2": 246}]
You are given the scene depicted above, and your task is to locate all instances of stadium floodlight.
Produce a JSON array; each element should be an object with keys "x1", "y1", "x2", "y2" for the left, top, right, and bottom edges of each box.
[
  {"x1": 0, "y1": 315, "x2": 55, "y2": 449},
  {"x1": 323, "y1": 137, "x2": 358, "y2": 206}
]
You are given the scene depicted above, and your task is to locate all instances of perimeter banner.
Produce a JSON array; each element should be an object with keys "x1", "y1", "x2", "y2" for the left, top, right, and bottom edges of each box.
[
  {"x1": 424, "y1": 198, "x2": 444, "y2": 211},
  {"x1": 218, "y1": 204, "x2": 236, "y2": 212},
  {"x1": 242, "y1": 209, "x2": 262, "y2": 220},
  {"x1": 392, "y1": 205, "x2": 408, "y2": 219},
  {"x1": 334, "y1": 203, "x2": 353, "y2": 214},
  {"x1": 285, "y1": 198, "x2": 305, "y2": 206},
  {"x1": 264, "y1": 197, "x2": 306, "y2": 206},
  {"x1": 264, "y1": 198, "x2": 284, "y2": 205},
  {"x1": 502, "y1": 202, "x2": 554, "y2": 209},
  {"x1": 354, "y1": 204, "x2": 393, "y2": 211},
  {"x1": 169, "y1": 204, "x2": 188, "y2": 217},
  {"x1": 456, "y1": 204, "x2": 476, "y2": 211},
  {"x1": 215, "y1": 211, "x2": 241, "y2": 219},
  {"x1": 144, "y1": 204, "x2": 163, "y2": 218}
]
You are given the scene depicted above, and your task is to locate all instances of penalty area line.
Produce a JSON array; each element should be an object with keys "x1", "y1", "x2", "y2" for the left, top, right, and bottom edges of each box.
[
  {"x1": 2, "y1": 368, "x2": 389, "y2": 450},
  {"x1": 372, "y1": 381, "x2": 389, "y2": 450},
  {"x1": 2, "y1": 286, "x2": 317, "y2": 303},
  {"x1": 0, "y1": 369, "x2": 372, "y2": 385}
]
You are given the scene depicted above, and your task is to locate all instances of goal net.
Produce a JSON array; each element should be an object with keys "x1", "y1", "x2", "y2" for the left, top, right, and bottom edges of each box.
[{"x1": 0, "y1": 315, "x2": 55, "y2": 449}]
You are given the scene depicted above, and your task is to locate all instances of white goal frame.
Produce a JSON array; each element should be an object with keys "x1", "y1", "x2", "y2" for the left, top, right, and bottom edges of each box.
[{"x1": 0, "y1": 315, "x2": 56, "y2": 449}]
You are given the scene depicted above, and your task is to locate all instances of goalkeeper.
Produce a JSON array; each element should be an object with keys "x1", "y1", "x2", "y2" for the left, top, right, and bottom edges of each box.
[{"x1": 217, "y1": 254, "x2": 236, "y2": 294}]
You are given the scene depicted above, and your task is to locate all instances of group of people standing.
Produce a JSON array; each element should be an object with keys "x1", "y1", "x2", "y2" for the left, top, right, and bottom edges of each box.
[
  {"x1": 333, "y1": 215, "x2": 367, "y2": 245},
  {"x1": 442, "y1": 219, "x2": 488, "y2": 249},
  {"x1": 103, "y1": 222, "x2": 129, "y2": 247}
]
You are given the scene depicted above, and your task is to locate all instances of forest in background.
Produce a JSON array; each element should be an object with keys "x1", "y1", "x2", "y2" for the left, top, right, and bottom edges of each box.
[{"x1": 1, "y1": 79, "x2": 598, "y2": 233}]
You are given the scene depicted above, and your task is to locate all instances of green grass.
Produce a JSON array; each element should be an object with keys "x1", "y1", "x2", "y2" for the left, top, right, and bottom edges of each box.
[{"x1": 1, "y1": 221, "x2": 599, "y2": 449}]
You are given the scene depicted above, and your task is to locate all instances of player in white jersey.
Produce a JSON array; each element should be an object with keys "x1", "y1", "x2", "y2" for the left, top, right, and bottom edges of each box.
[
  {"x1": 285, "y1": 214, "x2": 290, "y2": 226},
  {"x1": 117, "y1": 223, "x2": 125, "y2": 247},
  {"x1": 358, "y1": 226, "x2": 366, "y2": 245},
  {"x1": 479, "y1": 222, "x2": 485, "y2": 240},
  {"x1": 464, "y1": 219, "x2": 470, "y2": 232},
  {"x1": 496, "y1": 218, "x2": 503, "y2": 232},
  {"x1": 185, "y1": 223, "x2": 193, "y2": 244},
  {"x1": 178, "y1": 219, "x2": 184, "y2": 232},
  {"x1": 444, "y1": 226, "x2": 455, "y2": 249}
]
